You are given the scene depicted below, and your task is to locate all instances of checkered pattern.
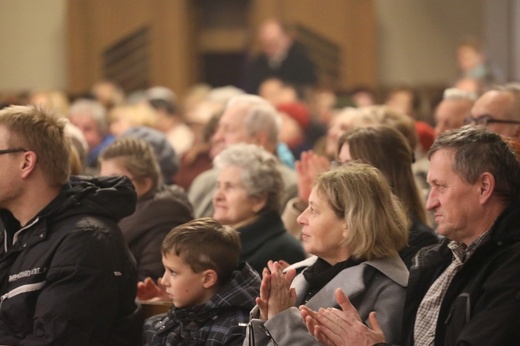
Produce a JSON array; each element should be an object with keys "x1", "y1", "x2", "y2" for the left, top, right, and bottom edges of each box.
[{"x1": 414, "y1": 232, "x2": 490, "y2": 346}]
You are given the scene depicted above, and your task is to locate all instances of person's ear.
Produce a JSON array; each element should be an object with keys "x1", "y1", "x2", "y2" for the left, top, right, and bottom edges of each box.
[
  {"x1": 20, "y1": 151, "x2": 37, "y2": 179},
  {"x1": 478, "y1": 172, "x2": 495, "y2": 205},
  {"x1": 251, "y1": 194, "x2": 268, "y2": 214},
  {"x1": 253, "y1": 131, "x2": 269, "y2": 148},
  {"x1": 202, "y1": 269, "x2": 218, "y2": 289}
]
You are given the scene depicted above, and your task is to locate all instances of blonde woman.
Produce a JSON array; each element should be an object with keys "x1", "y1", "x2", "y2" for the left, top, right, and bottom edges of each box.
[{"x1": 246, "y1": 162, "x2": 409, "y2": 345}]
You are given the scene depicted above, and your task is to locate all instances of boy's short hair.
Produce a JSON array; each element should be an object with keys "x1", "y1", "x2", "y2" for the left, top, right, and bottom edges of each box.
[{"x1": 161, "y1": 218, "x2": 241, "y2": 285}]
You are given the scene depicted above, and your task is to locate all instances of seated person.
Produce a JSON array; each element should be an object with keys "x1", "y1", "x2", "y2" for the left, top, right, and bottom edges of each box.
[
  {"x1": 69, "y1": 98, "x2": 114, "y2": 173},
  {"x1": 336, "y1": 126, "x2": 438, "y2": 267},
  {"x1": 142, "y1": 218, "x2": 261, "y2": 345},
  {"x1": 99, "y1": 137, "x2": 193, "y2": 281},
  {"x1": 212, "y1": 143, "x2": 307, "y2": 274},
  {"x1": 245, "y1": 162, "x2": 409, "y2": 345}
]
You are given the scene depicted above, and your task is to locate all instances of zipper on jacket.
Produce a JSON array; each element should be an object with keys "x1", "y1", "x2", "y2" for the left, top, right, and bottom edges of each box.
[
  {"x1": 0, "y1": 280, "x2": 46, "y2": 310},
  {"x1": 12, "y1": 217, "x2": 40, "y2": 246}
]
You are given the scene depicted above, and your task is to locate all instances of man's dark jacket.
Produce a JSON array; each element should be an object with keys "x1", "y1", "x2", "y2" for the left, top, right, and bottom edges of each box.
[
  {"x1": 244, "y1": 40, "x2": 317, "y2": 93},
  {"x1": 0, "y1": 176, "x2": 142, "y2": 345},
  {"x1": 401, "y1": 202, "x2": 520, "y2": 345}
]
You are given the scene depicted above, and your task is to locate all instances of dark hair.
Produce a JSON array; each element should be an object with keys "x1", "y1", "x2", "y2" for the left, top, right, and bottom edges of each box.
[
  {"x1": 161, "y1": 218, "x2": 240, "y2": 285},
  {"x1": 339, "y1": 126, "x2": 427, "y2": 223},
  {"x1": 148, "y1": 98, "x2": 176, "y2": 115},
  {"x1": 429, "y1": 125, "x2": 520, "y2": 203}
]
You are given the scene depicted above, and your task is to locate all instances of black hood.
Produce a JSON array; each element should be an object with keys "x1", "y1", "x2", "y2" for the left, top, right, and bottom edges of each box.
[{"x1": 44, "y1": 175, "x2": 137, "y2": 224}]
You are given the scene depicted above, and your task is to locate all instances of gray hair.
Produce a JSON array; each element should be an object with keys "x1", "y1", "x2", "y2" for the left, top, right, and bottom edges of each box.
[
  {"x1": 443, "y1": 88, "x2": 477, "y2": 102},
  {"x1": 69, "y1": 99, "x2": 108, "y2": 135},
  {"x1": 225, "y1": 94, "x2": 281, "y2": 146},
  {"x1": 429, "y1": 125, "x2": 520, "y2": 203},
  {"x1": 214, "y1": 143, "x2": 283, "y2": 213}
]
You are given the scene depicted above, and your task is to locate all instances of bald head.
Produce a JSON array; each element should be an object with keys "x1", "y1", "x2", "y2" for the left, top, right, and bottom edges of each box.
[{"x1": 470, "y1": 87, "x2": 520, "y2": 138}]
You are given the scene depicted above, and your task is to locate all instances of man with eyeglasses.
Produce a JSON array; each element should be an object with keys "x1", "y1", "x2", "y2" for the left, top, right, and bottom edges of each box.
[
  {"x1": 301, "y1": 126, "x2": 520, "y2": 345},
  {"x1": 466, "y1": 84, "x2": 520, "y2": 138},
  {"x1": 0, "y1": 105, "x2": 141, "y2": 344}
]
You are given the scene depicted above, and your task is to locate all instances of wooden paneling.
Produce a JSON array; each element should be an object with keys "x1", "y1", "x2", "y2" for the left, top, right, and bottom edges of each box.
[{"x1": 67, "y1": 0, "x2": 376, "y2": 96}]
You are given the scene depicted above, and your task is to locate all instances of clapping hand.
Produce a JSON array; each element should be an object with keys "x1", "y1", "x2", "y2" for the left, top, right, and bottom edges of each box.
[
  {"x1": 299, "y1": 288, "x2": 386, "y2": 346},
  {"x1": 256, "y1": 260, "x2": 297, "y2": 321},
  {"x1": 137, "y1": 277, "x2": 169, "y2": 302}
]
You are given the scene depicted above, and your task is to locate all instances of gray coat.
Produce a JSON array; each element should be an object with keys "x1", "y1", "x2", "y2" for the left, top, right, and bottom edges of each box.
[{"x1": 244, "y1": 255, "x2": 408, "y2": 346}]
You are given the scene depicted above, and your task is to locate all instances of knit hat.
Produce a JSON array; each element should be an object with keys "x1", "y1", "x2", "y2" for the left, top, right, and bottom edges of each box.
[
  {"x1": 415, "y1": 121, "x2": 435, "y2": 152},
  {"x1": 277, "y1": 102, "x2": 310, "y2": 130},
  {"x1": 122, "y1": 126, "x2": 179, "y2": 184}
]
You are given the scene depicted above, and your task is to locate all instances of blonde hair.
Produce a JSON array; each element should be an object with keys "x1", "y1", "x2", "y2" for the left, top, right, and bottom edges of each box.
[
  {"x1": 361, "y1": 105, "x2": 418, "y2": 151},
  {"x1": 314, "y1": 163, "x2": 409, "y2": 260},
  {"x1": 0, "y1": 105, "x2": 71, "y2": 186},
  {"x1": 109, "y1": 103, "x2": 157, "y2": 129}
]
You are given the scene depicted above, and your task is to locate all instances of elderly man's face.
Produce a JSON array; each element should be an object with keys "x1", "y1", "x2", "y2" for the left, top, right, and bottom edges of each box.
[
  {"x1": 426, "y1": 149, "x2": 482, "y2": 245},
  {"x1": 434, "y1": 99, "x2": 472, "y2": 137},
  {"x1": 469, "y1": 91, "x2": 520, "y2": 138},
  {"x1": 69, "y1": 113, "x2": 103, "y2": 151},
  {"x1": 210, "y1": 105, "x2": 255, "y2": 158}
]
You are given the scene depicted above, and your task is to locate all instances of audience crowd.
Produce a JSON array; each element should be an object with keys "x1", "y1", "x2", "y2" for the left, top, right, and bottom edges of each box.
[{"x1": 1, "y1": 17, "x2": 520, "y2": 346}]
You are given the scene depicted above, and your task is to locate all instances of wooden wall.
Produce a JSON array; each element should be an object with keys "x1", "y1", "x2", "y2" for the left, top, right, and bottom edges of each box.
[{"x1": 67, "y1": 0, "x2": 376, "y2": 97}]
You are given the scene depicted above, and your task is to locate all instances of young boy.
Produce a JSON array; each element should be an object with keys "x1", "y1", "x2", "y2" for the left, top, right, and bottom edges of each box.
[{"x1": 142, "y1": 218, "x2": 261, "y2": 345}]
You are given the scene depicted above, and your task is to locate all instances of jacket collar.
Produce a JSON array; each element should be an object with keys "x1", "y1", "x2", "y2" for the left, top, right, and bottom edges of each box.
[{"x1": 289, "y1": 255, "x2": 408, "y2": 311}]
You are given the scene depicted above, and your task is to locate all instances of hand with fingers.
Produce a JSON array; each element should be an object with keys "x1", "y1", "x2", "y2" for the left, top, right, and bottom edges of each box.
[
  {"x1": 256, "y1": 260, "x2": 298, "y2": 320},
  {"x1": 296, "y1": 151, "x2": 330, "y2": 204},
  {"x1": 137, "y1": 276, "x2": 169, "y2": 302},
  {"x1": 300, "y1": 288, "x2": 386, "y2": 346}
]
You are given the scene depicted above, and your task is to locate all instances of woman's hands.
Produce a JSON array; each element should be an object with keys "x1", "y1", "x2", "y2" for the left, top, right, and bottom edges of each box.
[
  {"x1": 137, "y1": 277, "x2": 169, "y2": 302},
  {"x1": 256, "y1": 260, "x2": 297, "y2": 321},
  {"x1": 299, "y1": 288, "x2": 386, "y2": 346}
]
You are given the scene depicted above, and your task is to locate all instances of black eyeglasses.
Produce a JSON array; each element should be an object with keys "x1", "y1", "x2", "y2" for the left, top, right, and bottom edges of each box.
[
  {"x1": 0, "y1": 148, "x2": 28, "y2": 155},
  {"x1": 465, "y1": 114, "x2": 520, "y2": 126}
]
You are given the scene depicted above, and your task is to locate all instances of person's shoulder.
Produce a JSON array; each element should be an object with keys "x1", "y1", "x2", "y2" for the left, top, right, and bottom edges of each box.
[
  {"x1": 365, "y1": 256, "x2": 409, "y2": 288},
  {"x1": 189, "y1": 167, "x2": 217, "y2": 189},
  {"x1": 152, "y1": 185, "x2": 193, "y2": 212}
]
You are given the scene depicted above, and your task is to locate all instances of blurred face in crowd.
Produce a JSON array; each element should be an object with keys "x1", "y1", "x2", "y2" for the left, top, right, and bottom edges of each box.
[
  {"x1": 70, "y1": 113, "x2": 103, "y2": 151},
  {"x1": 99, "y1": 158, "x2": 150, "y2": 198},
  {"x1": 469, "y1": 90, "x2": 520, "y2": 138},
  {"x1": 259, "y1": 20, "x2": 289, "y2": 59},
  {"x1": 212, "y1": 165, "x2": 265, "y2": 228},
  {"x1": 325, "y1": 110, "x2": 358, "y2": 158},
  {"x1": 211, "y1": 105, "x2": 254, "y2": 158},
  {"x1": 434, "y1": 99, "x2": 473, "y2": 137},
  {"x1": 457, "y1": 45, "x2": 484, "y2": 72},
  {"x1": 337, "y1": 143, "x2": 352, "y2": 164}
]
